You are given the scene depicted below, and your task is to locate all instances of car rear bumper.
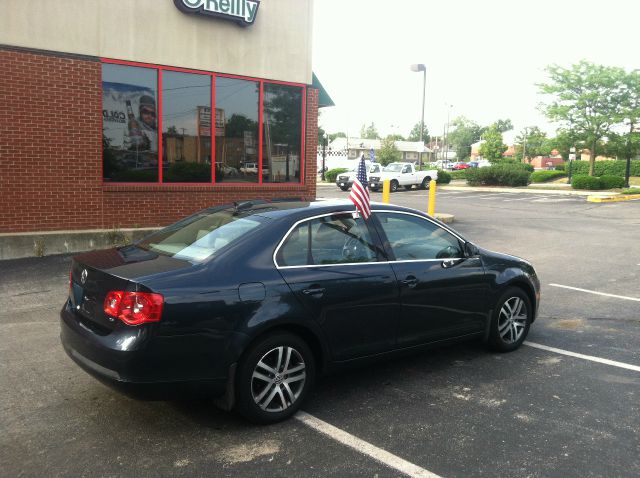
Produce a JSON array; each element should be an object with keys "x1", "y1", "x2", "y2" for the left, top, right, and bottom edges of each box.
[
  {"x1": 60, "y1": 301, "x2": 235, "y2": 400},
  {"x1": 336, "y1": 179, "x2": 353, "y2": 188}
]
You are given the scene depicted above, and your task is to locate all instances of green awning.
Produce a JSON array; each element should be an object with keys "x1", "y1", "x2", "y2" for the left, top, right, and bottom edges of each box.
[{"x1": 312, "y1": 72, "x2": 335, "y2": 108}]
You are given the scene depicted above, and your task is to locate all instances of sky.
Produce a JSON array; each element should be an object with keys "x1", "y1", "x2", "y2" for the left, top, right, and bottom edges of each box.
[{"x1": 312, "y1": 0, "x2": 640, "y2": 140}]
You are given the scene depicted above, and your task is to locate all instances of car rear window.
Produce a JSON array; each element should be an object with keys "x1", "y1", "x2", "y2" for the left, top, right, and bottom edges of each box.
[{"x1": 137, "y1": 209, "x2": 263, "y2": 262}]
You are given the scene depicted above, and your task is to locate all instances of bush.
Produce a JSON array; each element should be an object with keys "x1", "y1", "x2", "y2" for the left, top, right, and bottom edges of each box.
[
  {"x1": 495, "y1": 159, "x2": 534, "y2": 172},
  {"x1": 466, "y1": 164, "x2": 531, "y2": 187},
  {"x1": 449, "y1": 169, "x2": 470, "y2": 180},
  {"x1": 164, "y1": 161, "x2": 211, "y2": 182},
  {"x1": 530, "y1": 170, "x2": 567, "y2": 183},
  {"x1": 620, "y1": 188, "x2": 640, "y2": 195},
  {"x1": 600, "y1": 175, "x2": 626, "y2": 189},
  {"x1": 568, "y1": 160, "x2": 640, "y2": 177},
  {"x1": 325, "y1": 168, "x2": 349, "y2": 183},
  {"x1": 436, "y1": 170, "x2": 451, "y2": 184},
  {"x1": 571, "y1": 175, "x2": 603, "y2": 190},
  {"x1": 555, "y1": 163, "x2": 565, "y2": 171}
]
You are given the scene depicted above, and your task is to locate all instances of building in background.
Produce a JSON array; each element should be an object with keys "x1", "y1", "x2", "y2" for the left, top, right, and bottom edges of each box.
[{"x1": 0, "y1": 0, "x2": 333, "y2": 257}]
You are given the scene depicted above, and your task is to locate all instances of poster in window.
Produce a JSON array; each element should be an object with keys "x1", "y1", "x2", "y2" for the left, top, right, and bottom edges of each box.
[{"x1": 102, "y1": 82, "x2": 158, "y2": 168}]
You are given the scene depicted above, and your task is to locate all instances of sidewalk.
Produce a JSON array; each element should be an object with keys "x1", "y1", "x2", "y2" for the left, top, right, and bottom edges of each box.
[{"x1": 439, "y1": 180, "x2": 616, "y2": 197}]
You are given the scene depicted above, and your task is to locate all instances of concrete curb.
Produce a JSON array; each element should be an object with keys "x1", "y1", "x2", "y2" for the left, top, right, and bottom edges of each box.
[
  {"x1": 587, "y1": 193, "x2": 640, "y2": 203},
  {"x1": 439, "y1": 185, "x2": 605, "y2": 196},
  {"x1": 434, "y1": 213, "x2": 455, "y2": 224}
]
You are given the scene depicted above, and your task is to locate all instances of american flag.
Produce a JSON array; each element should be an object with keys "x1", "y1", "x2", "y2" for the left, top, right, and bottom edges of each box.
[{"x1": 349, "y1": 154, "x2": 371, "y2": 219}]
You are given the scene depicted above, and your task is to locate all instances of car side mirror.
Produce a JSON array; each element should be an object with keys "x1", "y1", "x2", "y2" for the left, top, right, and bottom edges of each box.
[{"x1": 464, "y1": 242, "x2": 479, "y2": 257}]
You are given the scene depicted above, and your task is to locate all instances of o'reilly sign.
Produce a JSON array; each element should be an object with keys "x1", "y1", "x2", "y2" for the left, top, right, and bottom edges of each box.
[{"x1": 174, "y1": 0, "x2": 260, "y2": 26}]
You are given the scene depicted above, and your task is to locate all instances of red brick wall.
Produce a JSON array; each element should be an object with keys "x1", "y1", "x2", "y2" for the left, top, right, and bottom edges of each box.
[{"x1": 0, "y1": 47, "x2": 318, "y2": 233}]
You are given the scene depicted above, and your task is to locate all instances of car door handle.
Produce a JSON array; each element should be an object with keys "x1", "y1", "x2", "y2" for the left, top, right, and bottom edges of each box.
[
  {"x1": 302, "y1": 287, "x2": 325, "y2": 297},
  {"x1": 401, "y1": 276, "x2": 418, "y2": 288}
]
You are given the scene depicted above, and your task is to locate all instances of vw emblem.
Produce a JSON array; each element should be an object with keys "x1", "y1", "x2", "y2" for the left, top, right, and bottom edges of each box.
[{"x1": 80, "y1": 269, "x2": 88, "y2": 284}]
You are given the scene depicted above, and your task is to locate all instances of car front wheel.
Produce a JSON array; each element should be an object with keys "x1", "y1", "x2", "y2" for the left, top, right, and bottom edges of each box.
[
  {"x1": 488, "y1": 287, "x2": 532, "y2": 352},
  {"x1": 235, "y1": 332, "x2": 315, "y2": 423}
]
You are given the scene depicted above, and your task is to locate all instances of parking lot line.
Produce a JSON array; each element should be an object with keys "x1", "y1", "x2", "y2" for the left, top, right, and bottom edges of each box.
[
  {"x1": 549, "y1": 283, "x2": 640, "y2": 302},
  {"x1": 524, "y1": 342, "x2": 640, "y2": 373},
  {"x1": 295, "y1": 411, "x2": 442, "y2": 478}
]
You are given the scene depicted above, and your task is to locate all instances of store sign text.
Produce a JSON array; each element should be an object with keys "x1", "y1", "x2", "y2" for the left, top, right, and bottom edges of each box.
[{"x1": 173, "y1": 0, "x2": 260, "y2": 26}]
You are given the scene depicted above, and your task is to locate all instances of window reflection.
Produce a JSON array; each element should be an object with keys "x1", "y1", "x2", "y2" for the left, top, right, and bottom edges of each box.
[
  {"x1": 102, "y1": 64, "x2": 158, "y2": 182},
  {"x1": 215, "y1": 77, "x2": 259, "y2": 183},
  {"x1": 162, "y1": 71, "x2": 212, "y2": 183},
  {"x1": 263, "y1": 84, "x2": 302, "y2": 183}
]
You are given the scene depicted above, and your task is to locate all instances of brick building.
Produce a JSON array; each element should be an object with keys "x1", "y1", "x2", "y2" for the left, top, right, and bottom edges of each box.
[{"x1": 0, "y1": 0, "x2": 330, "y2": 257}]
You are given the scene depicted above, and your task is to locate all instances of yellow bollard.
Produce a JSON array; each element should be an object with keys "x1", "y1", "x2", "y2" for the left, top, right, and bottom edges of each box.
[
  {"x1": 427, "y1": 179, "x2": 437, "y2": 216},
  {"x1": 382, "y1": 180, "x2": 390, "y2": 204}
]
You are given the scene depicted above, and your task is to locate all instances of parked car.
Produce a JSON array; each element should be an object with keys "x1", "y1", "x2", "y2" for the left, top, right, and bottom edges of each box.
[
  {"x1": 336, "y1": 163, "x2": 381, "y2": 191},
  {"x1": 452, "y1": 162, "x2": 471, "y2": 170},
  {"x1": 61, "y1": 200, "x2": 540, "y2": 423},
  {"x1": 469, "y1": 161, "x2": 479, "y2": 168},
  {"x1": 369, "y1": 162, "x2": 438, "y2": 192}
]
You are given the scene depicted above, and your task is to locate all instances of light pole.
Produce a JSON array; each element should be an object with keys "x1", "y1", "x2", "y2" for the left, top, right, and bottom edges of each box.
[
  {"x1": 321, "y1": 132, "x2": 328, "y2": 181},
  {"x1": 410, "y1": 64, "x2": 426, "y2": 168},
  {"x1": 444, "y1": 103, "x2": 453, "y2": 163}
]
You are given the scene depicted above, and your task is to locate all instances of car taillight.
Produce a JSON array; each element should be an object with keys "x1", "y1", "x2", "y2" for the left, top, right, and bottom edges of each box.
[{"x1": 103, "y1": 291, "x2": 164, "y2": 326}]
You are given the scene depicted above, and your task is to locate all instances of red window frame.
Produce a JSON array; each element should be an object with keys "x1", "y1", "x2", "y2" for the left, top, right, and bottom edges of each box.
[{"x1": 101, "y1": 58, "x2": 307, "y2": 186}]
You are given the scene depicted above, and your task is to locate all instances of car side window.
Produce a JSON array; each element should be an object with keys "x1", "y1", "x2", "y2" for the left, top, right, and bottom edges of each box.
[
  {"x1": 402, "y1": 166, "x2": 410, "y2": 173},
  {"x1": 376, "y1": 212, "x2": 463, "y2": 261},
  {"x1": 277, "y1": 214, "x2": 378, "y2": 266}
]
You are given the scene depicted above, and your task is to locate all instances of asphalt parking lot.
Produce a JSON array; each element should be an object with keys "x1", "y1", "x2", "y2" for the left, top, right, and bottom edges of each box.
[{"x1": 2, "y1": 185, "x2": 639, "y2": 477}]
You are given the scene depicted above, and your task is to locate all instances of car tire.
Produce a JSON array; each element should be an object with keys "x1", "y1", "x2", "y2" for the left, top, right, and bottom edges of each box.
[
  {"x1": 339, "y1": 186, "x2": 349, "y2": 191},
  {"x1": 488, "y1": 287, "x2": 532, "y2": 352},
  {"x1": 390, "y1": 180, "x2": 399, "y2": 193},
  {"x1": 235, "y1": 332, "x2": 315, "y2": 424},
  {"x1": 421, "y1": 177, "x2": 431, "y2": 190}
]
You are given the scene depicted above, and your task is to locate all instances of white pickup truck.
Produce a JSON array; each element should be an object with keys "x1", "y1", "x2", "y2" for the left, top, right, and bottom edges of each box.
[
  {"x1": 368, "y1": 162, "x2": 438, "y2": 192},
  {"x1": 336, "y1": 163, "x2": 382, "y2": 191}
]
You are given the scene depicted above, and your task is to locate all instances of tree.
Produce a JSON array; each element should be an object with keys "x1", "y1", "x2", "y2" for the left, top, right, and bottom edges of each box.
[
  {"x1": 360, "y1": 122, "x2": 380, "y2": 139},
  {"x1": 447, "y1": 116, "x2": 483, "y2": 160},
  {"x1": 377, "y1": 137, "x2": 401, "y2": 166},
  {"x1": 494, "y1": 119, "x2": 513, "y2": 133},
  {"x1": 514, "y1": 126, "x2": 551, "y2": 161},
  {"x1": 386, "y1": 133, "x2": 406, "y2": 141},
  {"x1": 328, "y1": 131, "x2": 347, "y2": 142},
  {"x1": 539, "y1": 61, "x2": 627, "y2": 175},
  {"x1": 479, "y1": 125, "x2": 507, "y2": 162},
  {"x1": 408, "y1": 122, "x2": 429, "y2": 142}
]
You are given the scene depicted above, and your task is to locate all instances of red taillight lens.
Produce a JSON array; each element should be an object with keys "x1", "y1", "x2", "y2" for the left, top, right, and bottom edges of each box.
[{"x1": 103, "y1": 291, "x2": 164, "y2": 326}]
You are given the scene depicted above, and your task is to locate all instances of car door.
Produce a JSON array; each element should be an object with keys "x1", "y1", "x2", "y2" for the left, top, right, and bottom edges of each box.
[
  {"x1": 400, "y1": 164, "x2": 415, "y2": 186},
  {"x1": 372, "y1": 211, "x2": 489, "y2": 347},
  {"x1": 275, "y1": 212, "x2": 400, "y2": 361}
]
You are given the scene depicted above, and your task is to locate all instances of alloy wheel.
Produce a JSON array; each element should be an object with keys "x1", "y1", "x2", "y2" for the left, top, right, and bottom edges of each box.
[
  {"x1": 251, "y1": 346, "x2": 306, "y2": 412},
  {"x1": 497, "y1": 297, "x2": 528, "y2": 344}
]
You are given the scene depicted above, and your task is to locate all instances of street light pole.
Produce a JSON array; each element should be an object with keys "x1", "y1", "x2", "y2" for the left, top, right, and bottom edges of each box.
[
  {"x1": 321, "y1": 133, "x2": 327, "y2": 181},
  {"x1": 444, "y1": 103, "x2": 453, "y2": 163},
  {"x1": 411, "y1": 64, "x2": 426, "y2": 168}
]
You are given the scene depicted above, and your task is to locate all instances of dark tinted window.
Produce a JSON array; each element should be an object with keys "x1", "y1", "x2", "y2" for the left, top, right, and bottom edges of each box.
[
  {"x1": 263, "y1": 84, "x2": 303, "y2": 183},
  {"x1": 277, "y1": 214, "x2": 377, "y2": 266},
  {"x1": 102, "y1": 64, "x2": 158, "y2": 182},
  {"x1": 377, "y1": 213, "x2": 463, "y2": 260},
  {"x1": 215, "y1": 77, "x2": 259, "y2": 183},
  {"x1": 162, "y1": 71, "x2": 212, "y2": 183}
]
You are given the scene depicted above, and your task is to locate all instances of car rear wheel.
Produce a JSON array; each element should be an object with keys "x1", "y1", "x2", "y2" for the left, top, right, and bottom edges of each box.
[
  {"x1": 339, "y1": 186, "x2": 349, "y2": 191},
  {"x1": 420, "y1": 177, "x2": 431, "y2": 190},
  {"x1": 488, "y1": 287, "x2": 532, "y2": 352},
  {"x1": 235, "y1": 332, "x2": 315, "y2": 423},
  {"x1": 390, "y1": 180, "x2": 399, "y2": 192}
]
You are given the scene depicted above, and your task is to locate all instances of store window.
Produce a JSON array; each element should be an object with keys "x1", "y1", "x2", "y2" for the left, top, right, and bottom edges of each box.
[
  {"x1": 262, "y1": 84, "x2": 303, "y2": 183},
  {"x1": 162, "y1": 71, "x2": 212, "y2": 182},
  {"x1": 215, "y1": 77, "x2": 260, "y2": 183},
  {"x1": 102, "y1": 64, "x2": 158, "y2": 182}
]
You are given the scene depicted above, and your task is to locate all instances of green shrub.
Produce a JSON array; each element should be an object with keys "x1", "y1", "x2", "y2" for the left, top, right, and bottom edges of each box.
[
  {"x1": 436, "y1": 170, "x2": 451, "y2": 184},
  {"x1": 325, "y1": 168, "x2": 349, "y2": 183},
  {"x1": 466, "y1": 164, "x2": 531, "y2": 187},
  {"x1": 568, "y1": 160, "x2": 640, "y2": 177},
  {"x1": 164, "y1": 161, "x2": 211, "y2": 182},
  {"x1": 600, "y1": 175, "x2": 626, "y2": 189},
  {"x1": 571, "y1": 175, "x2": 603, "y2": 190},
  {"x1": 449, "y1": 169, "x2": 469, "y2": 180},
  {"x1": 530, "y1": 170, "x2": 567, "y2": 183},
  {"x1": 495, "y1": 160, "x2": 534, "y2": 172},
  {"x1": 620, "y1": 188, "x2": 640, "y2": 195},
  {"x1": 555, "y1": 163, "x2": 565, "y2": 171}
]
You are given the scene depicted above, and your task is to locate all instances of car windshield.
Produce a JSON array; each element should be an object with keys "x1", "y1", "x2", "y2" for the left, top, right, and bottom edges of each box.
[
  {"x1": 383, "y1": 163, "x2": 403, "y2": 172},
  {"x1": 137, "y1": 208, "x2": 264, "y2": 262}
]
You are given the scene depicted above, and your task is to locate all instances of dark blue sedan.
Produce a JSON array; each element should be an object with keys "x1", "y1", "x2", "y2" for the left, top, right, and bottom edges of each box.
[{"x1": 61, "y1": 200, "x2": 540, "y2": 423}]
